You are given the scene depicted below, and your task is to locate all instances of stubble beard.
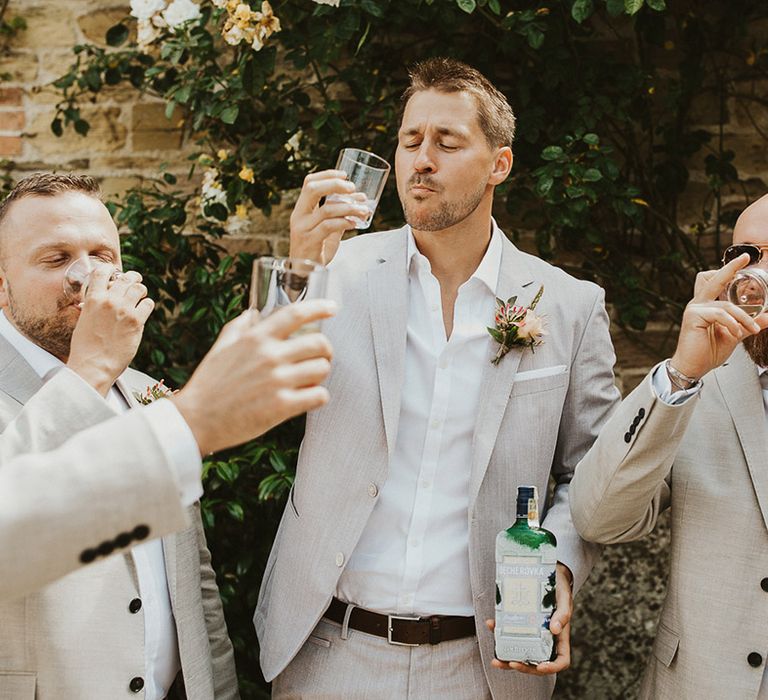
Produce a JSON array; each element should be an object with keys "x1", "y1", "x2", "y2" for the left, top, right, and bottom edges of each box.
[
  {"x1": 400, "y1": 175, "x2": 487, "y2": 232},
  {"x1": 744, "y1": 328, "x2": 768, "y2": 368},
  {"x1": 7, "y1": 285, "x2": 76, "y2": 361}
]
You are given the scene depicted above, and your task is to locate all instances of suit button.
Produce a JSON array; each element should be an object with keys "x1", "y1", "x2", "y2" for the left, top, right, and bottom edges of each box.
[
  {"x1": 367, "y1": 483, "x2": 378, "y2": 498},
  {"x1": 638, "y1": 408, "x2": 646, "y2": 418},
  {"x1": 748, "y1": 652, "x2": 763, "y2": 667},
  {"x1": 632, "y1": 416, "x2": 641, "y2": 427},
  {"x1": 79, "y1": 548, "x2": 97, "y2": 564},
  {"x1": 335, "y1": 552, "x2": 344, "y2": 567},
  {"x1": 129, "y1": 677, "x2": 144, "y2": 692},
  {"x1": 629, "y1": 424, "x2": 636, "y2": 435},
  {"x1": 129, "y1": 598, "x2": 142, "y2": 614},
  {"x1": 96, "y1": 540, "x2": 115, "y2": 557},
  {"x1": 132, "y1": 525, "x2": 150, "y2": 541},
  {"x1": 115, "y1": 532, "x2": 132, "y2": 548},
  {"x1": 624, "y1": 432, "x2": 632, "y2": 443},
  {"x1": 761, "y1": 578, "x2": 768, "y2": 592}
]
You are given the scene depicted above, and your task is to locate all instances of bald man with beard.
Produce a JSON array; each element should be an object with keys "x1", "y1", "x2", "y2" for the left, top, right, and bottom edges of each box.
[{"x1": 570, "y1": 193, "x2": 768, "y2": 700}]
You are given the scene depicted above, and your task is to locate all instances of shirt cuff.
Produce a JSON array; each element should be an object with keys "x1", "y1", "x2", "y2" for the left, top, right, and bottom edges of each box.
[
  {"x1": 651, "y1": 361, "x2": 702, "y2": 406},
  {"x1": 143, "y1": 400, "x2": 204, "y2": 506}
]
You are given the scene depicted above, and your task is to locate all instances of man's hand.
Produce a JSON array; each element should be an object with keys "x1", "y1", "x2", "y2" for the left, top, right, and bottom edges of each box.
[
  {"x1": 289, "y1": 170, "x2": 370, "y2": 264},
  {"x1": 67, "y1": 267, "x2": 154, "y2": 396},
  {"x1": 172, "y1": 300, "x2": 336, "y2": 455},
  {"x1": 669, "y1": 253, "x2": 768, "y2": 380},
  {"x1": 486, "y1": 562, "x2": 573, "y2": 676}
]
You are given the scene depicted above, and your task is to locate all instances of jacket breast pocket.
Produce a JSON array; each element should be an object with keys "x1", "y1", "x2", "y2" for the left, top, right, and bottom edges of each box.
[
  {"x1": 0, "y1": 672, "x2": 36, "y2": 699},
  {"x1": 510, "y1": 368, "x2": 569, "y2": 397},
  {"x1": 652, "y1": 622, "x2": 680, "y2": 668}
]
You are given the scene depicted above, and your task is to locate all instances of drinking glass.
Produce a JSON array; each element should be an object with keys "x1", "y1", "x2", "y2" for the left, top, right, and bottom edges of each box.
[
  {"x1": 250, "y1": 257, "x2": 329, "y2": 333},
  {"x1": 727, "y1": 267, "x2": 768, "y2": 317},
  {"x1": 326, "y1": 148, "x2": 390, "y2": 229},
  {"x1": 63, "y1": 257, "x2": 119, "y2": 307}
]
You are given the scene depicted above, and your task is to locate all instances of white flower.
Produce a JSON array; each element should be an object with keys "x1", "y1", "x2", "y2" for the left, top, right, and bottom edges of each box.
[
  {"x1": 130, "y1": 0, "x2": 167, "y2": 20},
  {"x1": 222, "y1": 23, "x2": 245, "y2": 45},
  {"x1": 516, "y1": 310, "x2": 546, "y2": 341},
  {"x1": 201, "y1": 168, "x2": 228, "y2": 211},
  {"x1": 162, "y1": 0, "x2": 201, "y2": 28},
  {"x1": 313, "y1": 0, "x2": 340, "y2": 6},
  {"x1": 285, "y1": 129, "x2": 303, "y2": 160},
  {"x1": 137, "y1": 18, "x2": 161, "y2": 47},
  {"x1": 211, "y1": 0, "x2": 228, "y2": 6}
]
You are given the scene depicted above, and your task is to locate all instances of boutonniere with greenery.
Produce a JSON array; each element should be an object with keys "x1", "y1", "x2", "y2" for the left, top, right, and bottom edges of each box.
[
  {"x1": 133, "y1": 379, "x2": 174, "y2": 405},
  {"x1": 488, "y1": 285, "x2": 546, "y2": 366}
]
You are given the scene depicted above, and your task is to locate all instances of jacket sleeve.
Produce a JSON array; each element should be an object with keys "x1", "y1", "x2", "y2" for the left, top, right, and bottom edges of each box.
[
  {"x1": 569, "y1": 370, "x2": 698, "y2": 545},
  {"x1": 0, "y1": 405, "x2": 189, "y2": 603},
  {"x1": 192, "y1": 506, "x2": 240, "y2": 699},
  {"x1": 541, "y1": 287, "x2": 621, "y2": 594}
]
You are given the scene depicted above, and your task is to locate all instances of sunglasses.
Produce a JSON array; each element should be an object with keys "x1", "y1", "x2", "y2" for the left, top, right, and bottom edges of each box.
[{"x1": 722, "y1": 243, "x2": 768, "y2": 266}]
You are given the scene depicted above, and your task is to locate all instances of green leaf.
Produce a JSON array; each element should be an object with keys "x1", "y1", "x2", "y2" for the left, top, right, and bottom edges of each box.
[
  {"x1": 73, "y1": 119, "x2": 90, "y2": 136},
  {"x1": 624, "y1": 0, "x2": 644, "y2": 14},
  {"x1": 105, "y1": 23, "x2": 129, "y2": 47},
  {"x1": 527, "y1": 28, "x2": 545, "y2": 49},
  {"x1": 488, "y1": 0, "x2": 501, "y2": 14},
  {"x1": 50, "y1": 118, "x2": 63, "y2": 137},
  {"x1": 537, "y1": 175, "x2": 554, "y2": 195},
  {"x1": 571, "y1": 0, "x2": 594, "y2": 23},
  {"x1": 606, "y1": 0, "x2": 625, "y2": 14},
  {"x1": 583, "y1": 132, "x2": 599, "y2": 145},
  {"x1": 541, "y1": 145, "x2": 563, "y2": 161},
  {"x1": 163, "y1": 172, "x2": 177, "y2": 185},
  {"x1": 457, "y1": 0, "x2": 477, "y2": 12},
  {"x1": 220, "y1": 105, "x2": 239, "y2": 124},
  {"x1": 582, "y1": 168, "x2": 603, "y2": 182},
  {"x1": 646, "y1": 0, "x2": 665, "y2": 9},
  {"x1": 487, "y1": 327, "x2": 504, "y2": 343}
]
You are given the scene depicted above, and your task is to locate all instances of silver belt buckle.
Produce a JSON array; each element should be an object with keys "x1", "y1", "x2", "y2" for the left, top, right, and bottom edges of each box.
[{"x1": 387, "y1": 614, "x2": 421, "y2": 646}]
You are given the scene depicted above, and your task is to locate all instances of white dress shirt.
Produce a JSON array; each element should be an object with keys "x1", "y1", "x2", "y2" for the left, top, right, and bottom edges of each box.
[
  {"x1": 336, "y1": 223, "x2": 503, "y2": 617},
  {"x1": 0, "y1": 311, "x2": 202, "y2": 699}
]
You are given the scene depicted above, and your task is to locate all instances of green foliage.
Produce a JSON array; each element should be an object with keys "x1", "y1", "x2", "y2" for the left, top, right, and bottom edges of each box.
[{"x1": 48, "y1": 0, "x2": 768, "y2": 694}]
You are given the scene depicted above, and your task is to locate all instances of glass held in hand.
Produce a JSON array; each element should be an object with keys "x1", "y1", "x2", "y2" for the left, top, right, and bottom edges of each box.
[
  {"x1": 63, "y1": 257, "x2": 121, "y2": 308},
  {"x1": 250, "y1": 257, "x2": 329, "y2": 334},
  {"x1": 326, "y1": 148, "x2": 390, "y2": 230},
  {"x1": 726, "y1": 267, "x2": 768, "y2": 317}
]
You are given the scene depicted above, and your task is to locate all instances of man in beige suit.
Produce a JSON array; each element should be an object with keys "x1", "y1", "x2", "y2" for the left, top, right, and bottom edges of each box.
[
  {"x1": 0, "y1": 300, "x2": 336, "y2": 605},
  {"x1": 255, "y1": 58, "x2": 620, "y2": 698},
  {"x1": 570, "y1": 194, "x2": 768, "y2": 699},
  {"x1": 0, "y1": 172, "x2": 252, "y2": 699}
]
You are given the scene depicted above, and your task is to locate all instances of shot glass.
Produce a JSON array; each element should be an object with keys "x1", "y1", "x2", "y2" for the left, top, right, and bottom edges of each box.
[
  {"x1": 250, "y1": 257, "x2": 329, "y2": 333},
  {"x1": 326, "y1": 148, "x2": 390, "y2": 229}
]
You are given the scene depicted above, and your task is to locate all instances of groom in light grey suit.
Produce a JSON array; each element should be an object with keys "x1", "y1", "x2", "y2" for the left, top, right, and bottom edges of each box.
[{"x1": 255, "y1": 58, "x2": 620, "y2": 699}]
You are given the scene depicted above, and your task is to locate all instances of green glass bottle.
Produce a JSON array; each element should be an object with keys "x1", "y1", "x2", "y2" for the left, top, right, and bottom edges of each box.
[{"x1": 494, "y1": 485, "x2": 557, "y2": 664}]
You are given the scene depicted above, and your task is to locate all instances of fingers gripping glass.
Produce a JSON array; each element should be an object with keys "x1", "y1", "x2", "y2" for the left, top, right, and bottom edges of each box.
[
  {"x1": 722, "y1": 244, "x2": 768, "y2": 266},
  {"x1": 63, "y1": 257, "x2": 121, "y2": 306}
]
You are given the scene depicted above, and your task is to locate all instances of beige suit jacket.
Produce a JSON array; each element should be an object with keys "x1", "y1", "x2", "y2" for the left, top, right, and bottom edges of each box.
[
  {"x1": 570, "y1": 346, "x2": 768, "y2": 698},
  {"x1": 0, "y1": 337, "x2": 239, "y2": 700},
  {"x1": 0, "y1": 368, "x2": 191, "y2": 602},
  {"x1": 255, "y1": 227, "x2": 620, "y2": 698}
]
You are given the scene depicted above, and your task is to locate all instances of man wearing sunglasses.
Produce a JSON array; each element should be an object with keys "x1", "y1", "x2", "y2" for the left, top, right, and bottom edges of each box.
[{"x1": 570, "y1": 193, "x2": 768, "y2": 699}]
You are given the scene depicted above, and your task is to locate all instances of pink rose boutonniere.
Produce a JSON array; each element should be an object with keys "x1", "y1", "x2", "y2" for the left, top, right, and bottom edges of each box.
[
  {"x1": 133, "y1": 379, "x2": 174, "y2": 405},
  {"x1": 488, "y1": 284, "x2": 546, "y2": 366}
]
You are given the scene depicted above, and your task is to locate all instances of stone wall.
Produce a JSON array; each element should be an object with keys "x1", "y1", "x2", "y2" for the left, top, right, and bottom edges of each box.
[{"x1": 3, "y1": 3, "x2": 767, "y2": 699}]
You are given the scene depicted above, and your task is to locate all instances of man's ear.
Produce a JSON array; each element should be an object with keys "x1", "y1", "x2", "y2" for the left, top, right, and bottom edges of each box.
[
  {"x1": 0, "y1": 266, "x2": 10, "y2": 311},
  {"x1": 489, "y1": 146, "x2": 513, "y2": 186}
]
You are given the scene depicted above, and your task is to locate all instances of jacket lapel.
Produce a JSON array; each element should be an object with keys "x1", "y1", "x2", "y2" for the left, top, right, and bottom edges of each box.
[
  {"x1": 468, "y1": 237, "x2": 537, "y2": 509},
  {"x1": 366, "y1": 230, "x2": 409, "y2": 456},
  {"x1": 0, "y1": 335, "x2": 44, "y2": 404},
  {"x1": 714, "y1": 345, "x2": 768, "y2": 533}
]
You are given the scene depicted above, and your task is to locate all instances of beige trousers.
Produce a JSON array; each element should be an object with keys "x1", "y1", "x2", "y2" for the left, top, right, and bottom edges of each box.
[{"x1": 272, "y1": 617, "x2": 493, "y2": 700}]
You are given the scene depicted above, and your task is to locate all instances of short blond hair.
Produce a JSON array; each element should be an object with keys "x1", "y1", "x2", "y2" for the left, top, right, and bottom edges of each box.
[{"x1": 402, "y1": 57, "x2": 516, "y2": 148}]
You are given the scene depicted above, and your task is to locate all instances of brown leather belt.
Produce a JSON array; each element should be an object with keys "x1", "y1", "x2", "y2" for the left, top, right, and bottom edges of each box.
[{"x1": 324, "y1": 597, "x2": 476, "y2": 646}]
